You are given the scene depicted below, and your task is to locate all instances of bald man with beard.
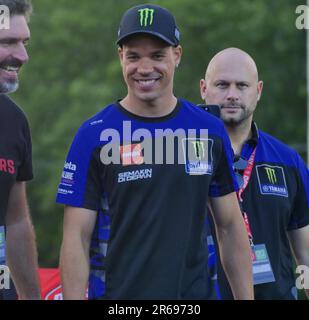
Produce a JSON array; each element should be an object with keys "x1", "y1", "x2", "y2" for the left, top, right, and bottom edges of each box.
[{"x1": 200, "y1": 48, "x2": 309, "y2": 300}]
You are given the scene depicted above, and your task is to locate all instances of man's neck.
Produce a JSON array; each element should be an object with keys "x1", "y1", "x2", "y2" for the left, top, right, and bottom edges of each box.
[
  {"x1": 226, "y1": 119, "x2": 253, "y2": 156},
  {"x1": 120, "y1": 95, "x2": 178, "y2": 118}
]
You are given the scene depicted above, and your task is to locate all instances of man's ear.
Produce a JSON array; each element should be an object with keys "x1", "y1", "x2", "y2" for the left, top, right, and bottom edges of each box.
[
  {"x1": 118, "y1": 46, "x2": 124, "y2": 65},
  {"x1": 257, "y1": 80, "x2": 264, "y2": 102},
  {"x1": 200, "y1": 78, "x2": 207, "y2": 101},
  {"x1": 173, "y1": 45, "x2": 182, "y2": 68}
]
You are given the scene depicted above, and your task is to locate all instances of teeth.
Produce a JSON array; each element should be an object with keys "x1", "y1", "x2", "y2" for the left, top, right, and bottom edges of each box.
[
  {"x1": 1, "y1": 66, "x2": 18, "y2": 72},
  {"x1": 138, "y1": 79, "x2": 156, "y2": 85}
]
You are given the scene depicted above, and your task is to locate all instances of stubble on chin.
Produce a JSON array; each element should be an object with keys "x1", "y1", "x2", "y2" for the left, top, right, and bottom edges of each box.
[
  {"x1": 222, "y1": 109, "x2": 253, "y2": 128},
  {"x1": 0, "y1": 80, "x2": 19, "y2": 94}
]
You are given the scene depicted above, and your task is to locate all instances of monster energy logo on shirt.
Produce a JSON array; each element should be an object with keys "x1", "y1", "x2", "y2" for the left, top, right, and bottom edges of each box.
[
  {"x1": 138, "y1": 8, "x2": 154, "y2": 27},
  {"x1": 192, "y1": 141, "x2": 205, "y2": 160},
  {"x1": 182, "y1": 138, "x2": 213, "y2": 175},
  {"x1": 256, "y1": 165, "x2": 288, "y2": 197},
  {"x1": 265, "y1": 167, "x2": 277, "y2": 184}
]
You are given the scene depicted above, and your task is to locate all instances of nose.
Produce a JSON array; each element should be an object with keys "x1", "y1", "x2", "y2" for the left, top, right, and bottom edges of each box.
[
  {"x1": 12, "y1": 42, "x2": 29, "y2": 65},
  {"x1": 137, "y1": 58, "x2": 153, "y2": 74},
  {"x1": 226, "y1": 85, "x2": 239, "y2": 102}
]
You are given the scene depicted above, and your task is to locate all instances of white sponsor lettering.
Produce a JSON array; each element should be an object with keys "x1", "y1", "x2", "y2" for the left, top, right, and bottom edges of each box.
[
  {"x1": 90, "y1": 119, "x2": 103, "y2": 126},
  {"x1": 62, "y1": 171, "x2": 74, "y2": 181},
  {"x1": 64, "y1": 161, "x2": 77, "y2": 171},
  {"x1": 58, "y1": 188, "x2": 74, "y2": 195},
  {"x1": 118, "y1": 169, "x2": 152, "y2": 183}
]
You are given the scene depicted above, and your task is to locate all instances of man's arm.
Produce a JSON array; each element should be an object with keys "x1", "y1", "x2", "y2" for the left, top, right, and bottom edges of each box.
[
  {"x1": 209, "y1": 192, "x2": 253, "y2": 300},
  {"x1": 288, "y1": 225, "x2": 309, "y2": 299},
  {"x1": 60, "y1": 205, "x2": 97, "y2": 300},
  {"x1": 5, "y1": 181, "x2": 41, "y2": 300}
]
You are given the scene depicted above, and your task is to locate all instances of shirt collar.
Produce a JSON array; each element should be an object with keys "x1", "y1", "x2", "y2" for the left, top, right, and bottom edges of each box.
[
  {"x1": 238, "y1": 122, "x2": 259, "y2": 160},
  {"x1": 246, "y1": 121, "x2": 259, "y2": 146}
]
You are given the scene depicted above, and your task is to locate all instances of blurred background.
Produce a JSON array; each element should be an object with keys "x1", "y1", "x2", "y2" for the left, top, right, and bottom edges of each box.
[{"x1": 8, "y1": 0, "x2": 306, "y2": 267}]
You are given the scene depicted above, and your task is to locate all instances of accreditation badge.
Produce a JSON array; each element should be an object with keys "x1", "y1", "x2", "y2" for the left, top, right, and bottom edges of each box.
[
  {"x1": 0, "y1": 226, "x2": 6, "y2": 265},
  {"x1": 251, "y1": 244, "x2": 275, "y2": 285}
]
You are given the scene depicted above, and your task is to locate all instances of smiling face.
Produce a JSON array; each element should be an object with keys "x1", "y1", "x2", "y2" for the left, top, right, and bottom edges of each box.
[
  {"x1": 200, "y1": 48, "x2": 263, "y2": 128},
  {"x1": 0, "y1": 14, "x2": 30, "y2": 93},
  {"x1": 118, "y1": 34, "x2": 182, "y2": 110}
]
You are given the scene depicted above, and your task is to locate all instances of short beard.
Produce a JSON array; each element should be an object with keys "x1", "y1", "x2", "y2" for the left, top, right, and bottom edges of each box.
[
  {"x1": 0, "y1": 57, "x2": 22, "y2": 93},
  {"x1": 0, "y1": 80, "x2": 19, "y2": 94},
  {"x1": 223, "y1": 115, "x2": 248, "y2": 127},
  {"x1": 220, "y1": 103, "x2": 253, "y2": 128}
]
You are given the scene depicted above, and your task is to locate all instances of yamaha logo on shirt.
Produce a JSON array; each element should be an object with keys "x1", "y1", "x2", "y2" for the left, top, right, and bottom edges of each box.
[
  {"x1": 256, "y1": 164, "x2": 288, "y2": 197},
  {"x1": 182, "y1": 138, "x2": 213, "y2": 175}
]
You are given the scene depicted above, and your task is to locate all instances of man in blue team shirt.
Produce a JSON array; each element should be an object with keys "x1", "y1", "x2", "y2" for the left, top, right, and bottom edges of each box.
[
  {"x1": 56, "y1": 5, "x2": 253, "y2": 300},
  {"x1": 200, "y1": 47, "x2": 309, "y2": 299}
]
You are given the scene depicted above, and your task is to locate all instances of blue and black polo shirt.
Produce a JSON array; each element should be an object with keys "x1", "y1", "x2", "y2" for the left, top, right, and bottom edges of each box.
[
  {"x1": 214, "y1": 122, "x2": 309, "y2": 300},
  {"x1": 56, "y1": 98, "x2": 238, "y2": 299}
]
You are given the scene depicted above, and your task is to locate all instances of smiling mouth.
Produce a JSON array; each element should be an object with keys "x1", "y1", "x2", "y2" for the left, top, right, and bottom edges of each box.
[
  {"x1": 135, "y1": 79, "x2": 158, "y2": 85},
  {"x1": 0, "y1": 58, "x2": 22, "y2": 74},
  {"x1": 0, "y1": 65, "x2": 20, "y2": 73}
]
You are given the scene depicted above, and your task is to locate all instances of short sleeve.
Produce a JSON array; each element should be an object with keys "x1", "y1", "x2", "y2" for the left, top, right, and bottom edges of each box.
[
  {"x1": 56, "y1": 125, "x2": 102, "y2": 211},
  {"x1": 209, "y1": 124, "x2": 239, "y2": 197},
  {"x1": 288, "y1": 153, "x2": 309, "y2": 230},
  {"x1": 16, "y1": 114, "x2": 33, "y2": 181}
]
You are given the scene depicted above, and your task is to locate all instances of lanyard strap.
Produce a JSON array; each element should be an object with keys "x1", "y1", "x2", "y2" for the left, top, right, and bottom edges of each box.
[
  {"x1": 237, "y1": 147, "x2": 257, "y2": 202},
  {"x1": 236, "y1": 147, "x2": 257, "y2": 245},
  {"x1": 243, "y1": 211, "x2": 254, "y2": 246}
]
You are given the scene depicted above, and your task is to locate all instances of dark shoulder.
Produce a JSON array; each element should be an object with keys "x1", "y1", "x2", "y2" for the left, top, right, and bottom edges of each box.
[
  {"x1": 0, "y1": 94, "x2": 29, "y2": 124},
  {"x1": 259, "y1": 130, "x2": 301, "y2": 165},
  {"x1": 179, "y1": 98, "x2": 225, "y2": 133}
]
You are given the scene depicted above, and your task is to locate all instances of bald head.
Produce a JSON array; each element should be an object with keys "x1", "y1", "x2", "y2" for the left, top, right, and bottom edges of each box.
[
  {"x1": 200, "y1": 47, "x2": 263, "y2": 128},
  {"x1": 205, "y1": 48, "x2": 259, "y2": 83}
]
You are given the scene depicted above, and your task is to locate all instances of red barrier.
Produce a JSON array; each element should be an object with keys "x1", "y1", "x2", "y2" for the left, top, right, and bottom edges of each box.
[{"x1": 38, "y1": 268, "x2": 62, "y2": 300}]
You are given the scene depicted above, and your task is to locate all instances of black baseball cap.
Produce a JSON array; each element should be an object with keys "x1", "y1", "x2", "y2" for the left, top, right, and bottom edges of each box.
[{"x1": 117, "y1": 4, "x2": 180, "y2": 47}]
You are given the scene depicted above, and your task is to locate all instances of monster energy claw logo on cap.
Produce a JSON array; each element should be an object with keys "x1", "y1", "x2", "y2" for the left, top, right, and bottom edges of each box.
[{"x1": 138, "y1": 8, "x2": 154, "y2": 27}]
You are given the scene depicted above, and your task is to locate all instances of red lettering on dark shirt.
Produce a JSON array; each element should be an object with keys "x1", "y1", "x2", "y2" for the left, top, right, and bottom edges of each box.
[
  {"x1": 0, "y1": 158, "x2": 15, "y2": 174},
  {"x1": 8, "y1": 160, "x2": 15, "y2": 174},
  {"x1": 0, "y1": 159, "x2": 7, "y2": 172}
]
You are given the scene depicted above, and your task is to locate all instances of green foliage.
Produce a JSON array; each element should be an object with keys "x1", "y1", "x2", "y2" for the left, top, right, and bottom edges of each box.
[{"x1": 8, "y1": 0, "x2": 307, "y2": 266}]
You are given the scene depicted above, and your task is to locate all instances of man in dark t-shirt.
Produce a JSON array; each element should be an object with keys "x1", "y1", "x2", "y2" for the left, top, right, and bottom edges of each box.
[
  {"x1": 0, "y1": 0, "x2": 40, "y2": 300},
  {"x1": 57, "y1": 4, "x2": 253, "y2": 300}
]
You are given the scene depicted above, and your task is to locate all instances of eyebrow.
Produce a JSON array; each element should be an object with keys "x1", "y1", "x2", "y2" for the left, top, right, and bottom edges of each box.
[
  {"x1": 125, "y1": 47, "x2": 167, "y2": 55},
  {"x1": 124, "y1": 50, "x2": 138, "y2": 55},
  {"x1": 214, "y1": 80, "x2": 230, "y2": 84},
  {"x1": 215, "y1": 79, "x2": 249, "y2": 84},
  {"x1": 151, "y1": 49, "x2": 167, "y2": 54},
  {"x1": 0, "y1": 36, "x2": 30, "y2": 43}
]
